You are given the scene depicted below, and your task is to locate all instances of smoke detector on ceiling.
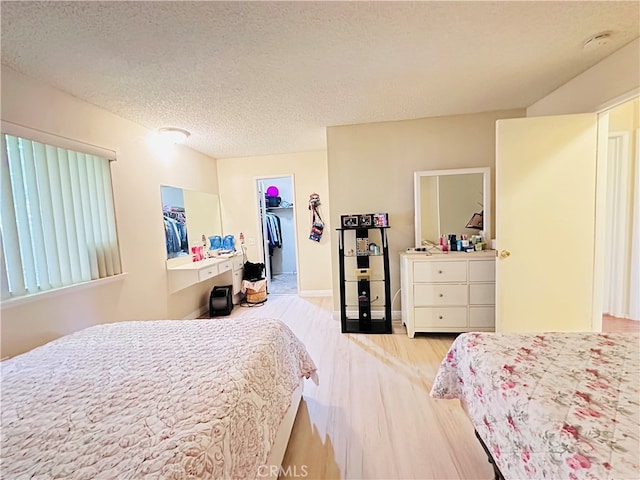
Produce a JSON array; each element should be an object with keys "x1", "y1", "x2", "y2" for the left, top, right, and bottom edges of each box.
[{"x1": 583, "y1": 32, "x2": 612, "y2": 50}]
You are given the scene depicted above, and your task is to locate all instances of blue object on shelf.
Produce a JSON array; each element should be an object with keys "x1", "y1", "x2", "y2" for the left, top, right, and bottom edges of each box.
[
  {"x1": 209, "y1": 235, "x2": 222, "y2": 250},
  {"x1": 222, "y1": 235, "x2": 235, "y2": 251}
]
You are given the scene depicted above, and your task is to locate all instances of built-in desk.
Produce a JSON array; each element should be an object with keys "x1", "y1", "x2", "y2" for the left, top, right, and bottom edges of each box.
[{"x1": 167, "y1": 254, "x2": 243, "y2": 294}]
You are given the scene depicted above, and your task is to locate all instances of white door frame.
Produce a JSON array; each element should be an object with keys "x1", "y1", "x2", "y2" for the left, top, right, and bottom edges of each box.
[
  {"x1": 602, "y1": 131, "x2": 631, "y2": 317},
  {"x1": 594, "y1": 93, "x2": 640, "y2": 324},
  {"x1": 254, "y1": 174, "x2": 300, "y2": 292},
  {"x1": 255, "y1": 180, "x2": 271, "y2": 290}
]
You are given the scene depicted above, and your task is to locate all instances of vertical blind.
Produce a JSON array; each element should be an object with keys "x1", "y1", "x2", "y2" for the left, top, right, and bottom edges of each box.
[{"x1": 1, "y1": 133, "x2": 121, "y2": 299}]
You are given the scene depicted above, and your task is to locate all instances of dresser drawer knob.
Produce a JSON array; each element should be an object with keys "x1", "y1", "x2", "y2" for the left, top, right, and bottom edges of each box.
[
  {"x1": 438, "y1": 270, "x2": 443, "y2": 274},
  {"x1": 438, "y1": 293, "x2": 444, "y2": 297},
  {"x1": 439, "y1": 315, "x2": 443, "y2": 319}
]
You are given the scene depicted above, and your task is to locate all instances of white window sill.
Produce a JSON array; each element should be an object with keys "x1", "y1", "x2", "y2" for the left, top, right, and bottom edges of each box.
[{"x1": 0, "y1": 273, "x2": 128, "y2": 310}]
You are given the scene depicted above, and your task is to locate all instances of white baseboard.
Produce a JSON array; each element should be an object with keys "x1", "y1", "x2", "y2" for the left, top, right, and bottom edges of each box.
[
  {"x1": 184, "y1": 306, "x2": 208, "y2": 319},
  {"x1": 298, "y1": 289, "x2": 332, "y2": 297}
]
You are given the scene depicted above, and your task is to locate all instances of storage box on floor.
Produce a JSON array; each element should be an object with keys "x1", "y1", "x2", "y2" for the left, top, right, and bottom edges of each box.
[{"x1": 209, "y1": 285, "x2": 233, "y2": 316}]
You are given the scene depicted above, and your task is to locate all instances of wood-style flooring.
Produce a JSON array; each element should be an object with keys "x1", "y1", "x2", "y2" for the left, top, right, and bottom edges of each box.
[
  {"x1": 602, "y1": 313, "x2": 640, "y2": 333},
  {"x1": 224, "y1": 295, "x2": 493, "y2": 480},
  {"x1": 222, "y1": 296, "x2": 639, "y2": 479}
]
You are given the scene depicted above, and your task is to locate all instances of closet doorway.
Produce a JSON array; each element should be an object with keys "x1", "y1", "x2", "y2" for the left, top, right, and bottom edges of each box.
[{"x1": 256, "y1": 176, "x2": 299, "y2": 295}]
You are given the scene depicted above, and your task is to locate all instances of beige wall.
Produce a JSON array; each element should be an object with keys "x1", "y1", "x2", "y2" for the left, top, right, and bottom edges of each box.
[
  {"x1": 3, "y1": 34, "x2": 635, "y2": 356},
  {"x1": 608, "y1": 97, "x2": 640, "y2": 132},
  {"x1": 1, "y1": 67, "x2": 220, "y2": 358},
  {"x1": 527, "y1": 38, "x2": 640, "y2": 116},
  {"x1": 216, "y1": 151, "x2": 332, "y2": 294},
  {"x1": 326, "y1": 109, "x2": 525, "y2": 311}
]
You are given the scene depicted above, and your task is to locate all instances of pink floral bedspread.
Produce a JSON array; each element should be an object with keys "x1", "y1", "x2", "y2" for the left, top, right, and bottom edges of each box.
[
  {"x1": 1, "y1": 318, "x2": 317, "y2": 479},
  {"x1": 431, "y1": 332, "x2": 639, "y2": 480}
]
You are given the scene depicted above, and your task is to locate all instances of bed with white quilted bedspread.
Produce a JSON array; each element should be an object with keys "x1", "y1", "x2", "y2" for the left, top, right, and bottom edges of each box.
[{"x1": 1, "y1": 317, "x2": 317, "y2": 479}]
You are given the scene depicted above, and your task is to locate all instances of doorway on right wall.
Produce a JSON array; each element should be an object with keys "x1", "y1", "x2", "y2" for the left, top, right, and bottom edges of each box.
[{"x1": 602, "y1": 97, "x2": 640, "y2": 332}]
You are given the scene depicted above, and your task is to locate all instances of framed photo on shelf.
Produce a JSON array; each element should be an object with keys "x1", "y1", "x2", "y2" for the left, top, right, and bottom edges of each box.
[
  {"x1": 373, "y1": 212, "x2": 389, "y2": 227},
  {"x1": 359, "y1": 214, "x2": 373, "y2": 227},
  {"x1": 341, "y1": 215, "x2": 359, "y2": 229},
  {"x1": 356, "y1": 237, "x2": 369, "y2": 256}
]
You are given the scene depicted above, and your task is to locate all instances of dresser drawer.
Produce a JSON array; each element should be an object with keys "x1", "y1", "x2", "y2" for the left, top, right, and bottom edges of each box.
[
  {"x1": 198, "y1": 265, "x2": 219, "y2": 282},
  {"x1": 414, "y1": 307, "x2": 467, "y2": 328},
  {"x1": 470, "y1": 283, "x2": 495, "y2": 305},
  {"x1": 469, "y1": 259, "x2": 495, "y2": 282},
  {"x1": 414, "y1": 261, "x2": 467, "y2": 283},
  {"x1": 469, "y1": 306, "x2": 495, "y2": 328},
  {"x1": 414, "y1": 284, "x2": 468, "y2": 306}
]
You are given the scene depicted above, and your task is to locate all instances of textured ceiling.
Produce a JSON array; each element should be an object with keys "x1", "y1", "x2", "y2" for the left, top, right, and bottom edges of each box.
[{"x1": 1, "y1": 1, "x2": 639, "y2": 159}]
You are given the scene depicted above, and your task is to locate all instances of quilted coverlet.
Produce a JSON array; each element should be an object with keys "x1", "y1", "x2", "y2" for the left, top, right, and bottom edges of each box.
[
  {"x1": 431, "y1": 332, "x2": 639, "y2": 480},
  {"x1": 1, "y1": 317, "x2": 317, "y2": 479}
]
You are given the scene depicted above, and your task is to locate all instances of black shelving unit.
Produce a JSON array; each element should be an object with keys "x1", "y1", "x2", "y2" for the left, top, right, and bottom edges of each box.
[{"x1": 337, "y1": 226, "x2": 392, "y2": 334}]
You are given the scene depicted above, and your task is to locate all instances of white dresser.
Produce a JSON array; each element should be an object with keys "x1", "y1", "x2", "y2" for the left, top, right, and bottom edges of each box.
[{"x1": 400, "y1": 250, "x2": 496, "y2": 337}]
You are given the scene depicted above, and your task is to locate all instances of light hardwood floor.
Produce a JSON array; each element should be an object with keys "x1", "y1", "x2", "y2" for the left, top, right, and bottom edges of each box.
[
  {"x1": 224, "y1": 295, "x2": 494, "y2": 480},
  {"x1": 603, "y1": 314, "x2": 640, "y2": 333}
]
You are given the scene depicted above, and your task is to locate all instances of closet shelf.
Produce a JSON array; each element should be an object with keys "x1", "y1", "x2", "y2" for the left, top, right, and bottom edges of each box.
[{"x1": 266, "y1": 206, "x2": 293, "y2": 210}]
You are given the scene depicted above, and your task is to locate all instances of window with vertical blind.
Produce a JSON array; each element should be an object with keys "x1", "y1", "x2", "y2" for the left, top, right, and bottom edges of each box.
[{"x1": 0, "y1": 129, "x2": 122, "y2": 300}]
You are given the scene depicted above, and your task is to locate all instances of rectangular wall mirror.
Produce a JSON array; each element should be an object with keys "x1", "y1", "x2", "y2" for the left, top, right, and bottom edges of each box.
[
  {"x1": 414, "y1": 167, "x2": 491, "y2": 247},
  {"x1": 161, "y1": 185, "x2": 222, "y2": 260}
]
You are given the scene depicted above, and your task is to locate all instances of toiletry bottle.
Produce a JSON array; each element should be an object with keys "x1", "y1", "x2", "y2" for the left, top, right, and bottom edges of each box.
[{"x1": 449, "y1": 234, "x2": 457, "y2": 252}]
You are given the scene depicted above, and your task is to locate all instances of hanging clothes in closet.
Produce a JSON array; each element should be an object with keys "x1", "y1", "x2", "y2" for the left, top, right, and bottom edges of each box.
[
  {"x1": 163, "y1": 208, "x2": 188, "y2": 258},
  {"x1": 265, "y1": 212, "x2": 282, "y2": 257}
]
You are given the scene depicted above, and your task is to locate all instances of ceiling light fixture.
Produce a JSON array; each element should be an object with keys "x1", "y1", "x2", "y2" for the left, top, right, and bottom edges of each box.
[
  {"x1": 583, "y1": 32, "x2": 612, "y2": 50},
  {"x1": 157, "y1": 127, "x2": 190, "y2": 144}
]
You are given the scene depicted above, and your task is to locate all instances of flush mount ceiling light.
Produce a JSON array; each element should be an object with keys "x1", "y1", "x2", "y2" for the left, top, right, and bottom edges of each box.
[
  {"x1": 157, "y1": 127, "x2": 190, "y2": 144},
  {"x1": 583, "y1": 32, "x2": 612, "y2": 50}
]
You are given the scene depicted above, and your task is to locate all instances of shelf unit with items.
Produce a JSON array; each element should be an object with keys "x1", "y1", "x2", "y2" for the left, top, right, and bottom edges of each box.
[
  {"x1": 400, "y1": 251, "x2": 495, "y2": 337},
  {"x1": 337, "y1": 225, "x2": 392, "y2": 334}
]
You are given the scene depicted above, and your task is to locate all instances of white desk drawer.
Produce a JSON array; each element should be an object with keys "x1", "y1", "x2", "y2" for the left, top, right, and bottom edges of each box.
[
  {"x1": 414, "y1": 284, "x2": 468, "y2": 306},
  {"x1": 232, "y1": 256, "x2": 244, "y2": 270},
  {"x1": 415, "y1": 307, "x2": 467, "y2": 328},
  {"x1": 469, "y1": 306, "x2": 495, "y2": 328},
  {"x1": 198, "y1": 265, "x2": 219, "y2": 282},
  {"x1": 469, "y1": 259, "x2": 495, "y2": 282},
  {"x1": 218, "y1": 260, "x2": 233, "y2": 274},
  {"x1": 470, "y1": 283, "x2": 495, "y2": 305},
  {"x1": 414, "y1": 261, "x2": 467, "y2": 283}
]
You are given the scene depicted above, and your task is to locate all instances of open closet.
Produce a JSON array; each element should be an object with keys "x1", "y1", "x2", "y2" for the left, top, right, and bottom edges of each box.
[{"x1": 256, "y1": 176, "x2": 298, "y2": 294}]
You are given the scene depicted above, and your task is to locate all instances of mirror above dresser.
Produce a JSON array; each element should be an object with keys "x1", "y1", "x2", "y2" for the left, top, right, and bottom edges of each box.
[
  {"x1": 414, "y1": 167, "x2": 491, "y2": 248},
  {"x1": 403, "y1": 166, "x2": 495, "y2": 337}
]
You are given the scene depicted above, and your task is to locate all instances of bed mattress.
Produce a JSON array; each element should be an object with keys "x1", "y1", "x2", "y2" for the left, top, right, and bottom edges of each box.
[{"x1": 1, "y1": 317, "x2": 317, "y2": 479}]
